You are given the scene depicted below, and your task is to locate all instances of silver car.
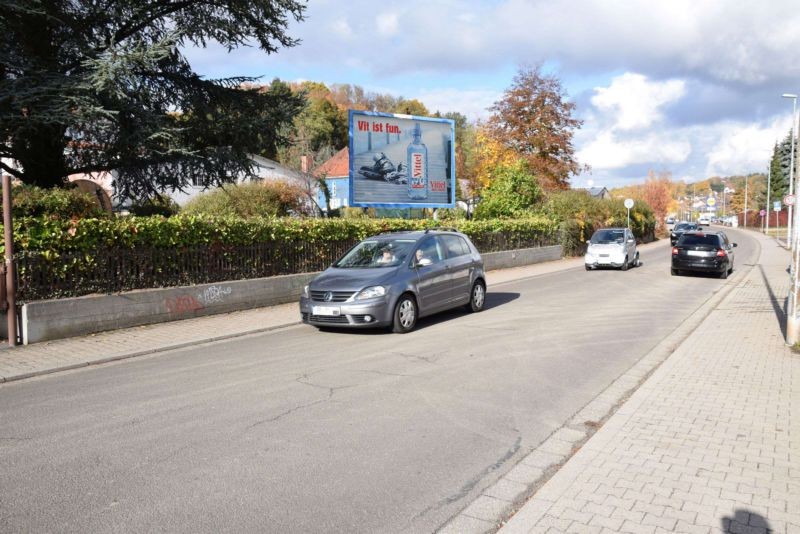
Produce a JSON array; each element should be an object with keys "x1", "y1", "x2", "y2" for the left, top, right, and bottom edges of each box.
[
  {"x1": 584, "y1": 227, "x2": 639, "y2": 271},
  {"x1": 299, "y1": 230, "x2": 486, "y2": 333}
]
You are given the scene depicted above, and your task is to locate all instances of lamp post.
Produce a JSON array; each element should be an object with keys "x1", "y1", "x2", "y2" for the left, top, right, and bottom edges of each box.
[
  {"x1": 782, "y1": 94, "x2": 797, "y2": 249},
  {"x1": 766, "y1": 165, "x2": 771, "y2": 235}
]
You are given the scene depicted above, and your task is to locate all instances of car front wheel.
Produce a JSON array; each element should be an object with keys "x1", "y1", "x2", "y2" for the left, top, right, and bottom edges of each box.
[
  {"x1": 392, "y1": 294, "x2": 418, "y2": 333},
  {"x1": 621, "y1": 256, "x2": 629, "y2": 271},
  {"x1": 466, "y1": 280, "x2": 486, "y2": 313}
]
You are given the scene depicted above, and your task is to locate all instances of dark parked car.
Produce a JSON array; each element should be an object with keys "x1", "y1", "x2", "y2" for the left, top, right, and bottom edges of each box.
[
  {"x1": 670, "y1": 222, "x2": 699, "y2": 245},
  {"x1": 671, "y1": 231, "x2": 736, "y2": 278},
  {"x1": 299, "y1": 229, "x2": 486, "y2": 333}
]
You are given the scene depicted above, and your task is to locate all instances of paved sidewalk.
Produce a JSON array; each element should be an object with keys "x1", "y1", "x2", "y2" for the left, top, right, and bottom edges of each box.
[
  {"x1": 497, "y1": 231, "x2": 799, "y2": 533},
  {"x1": 1, "y1": 244, "x2": 647, "y2": 383}
]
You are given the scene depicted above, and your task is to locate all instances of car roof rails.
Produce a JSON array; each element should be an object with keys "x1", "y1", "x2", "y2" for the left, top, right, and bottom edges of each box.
[
  {"x1": 377, "y1": 230, "x2": 412, "y2": 235},
  {"x1": 424, "y1": 227, "x2": 459, "y2": 234}
]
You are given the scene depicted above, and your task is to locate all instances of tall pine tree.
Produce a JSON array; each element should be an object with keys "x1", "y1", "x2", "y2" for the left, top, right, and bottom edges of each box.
[{"x1": 0, "y1": 0, "x2": 306, "y2": 201}]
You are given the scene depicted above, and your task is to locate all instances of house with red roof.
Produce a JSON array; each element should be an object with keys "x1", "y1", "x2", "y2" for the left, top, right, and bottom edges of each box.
[{"x1": 313, "y1": 148, "x2": 351, "y2": 211}]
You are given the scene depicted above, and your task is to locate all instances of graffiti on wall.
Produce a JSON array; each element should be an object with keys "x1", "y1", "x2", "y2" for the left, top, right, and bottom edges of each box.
[
  {"x1": 197, "y1": 285, "x2": 232, "y2": 305},
  {"x1": 164, "y1": 285, "x2": 233, "y2": 315}
]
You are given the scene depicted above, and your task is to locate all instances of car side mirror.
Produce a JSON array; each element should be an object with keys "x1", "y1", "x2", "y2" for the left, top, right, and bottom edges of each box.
[{"x1": 733, "y1": 243, "x2": 738, "y2": 247}]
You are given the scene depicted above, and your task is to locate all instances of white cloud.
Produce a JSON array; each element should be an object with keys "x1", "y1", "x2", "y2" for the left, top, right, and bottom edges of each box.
[
  {"x1": 704, "y1": 117, "x2": 790, "y2": 177},
  {"x1": 417, "y1": 88, "x2": 500, "y2": 120},
  {"x1": 277, "y1": 0, "x2": 800, "y2": 87},
  {"x1": 578, "y1": 131, "x2": 692, "y2": 170},
  {"x1": 376, "y1": 12, "x2": 399, "y2": 37},
  {"x1": 591, "y1": 73, "x2": 686, "y2": 131},
  {"x1": 330, "y1": 18, "x2": 353, "y2": 40}
]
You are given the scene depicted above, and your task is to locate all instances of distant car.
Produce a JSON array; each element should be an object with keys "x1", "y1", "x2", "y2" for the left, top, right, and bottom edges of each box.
[
  {"x1": 671, "y1": 231, "x2": 736, "y2": 279},
  {"x1": 584, "y1": 227, "x2": 639, "y2": 271},
  {"x1": 299, "y1": 229, "x2": 486, "y2": 333},
  {"x1": 670, "y1": 222, "x2": 699, "y2": 245},
  {"x1": 698, "y1": 215, "x2": 711, "y2": 225},
  {"x1": 666, "y1": 216, "x2": 676, "y2": 225},
  {"x1": 722, "y1": 216, "x2": 738, "y2": 227}
]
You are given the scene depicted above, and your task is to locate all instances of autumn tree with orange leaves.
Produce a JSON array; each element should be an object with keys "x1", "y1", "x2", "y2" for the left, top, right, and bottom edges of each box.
[
  {"x1": 640, "y1": 171, "x2": 675, "y2": 232},
  {"x1": 483, "y1": 65, "x2": 585, "y2": 191}
]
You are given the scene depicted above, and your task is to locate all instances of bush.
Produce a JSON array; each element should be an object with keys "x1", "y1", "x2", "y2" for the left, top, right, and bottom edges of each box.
[
  {"x1": 0, "y1": 214, "x2": 559, "y2": 254},
  {"x1": 473, "y1": 161, "x2": 543, "y2": 219},
  {"x1": 182, "y1": 182, "x2": 307, "y2": 218},
  {"x1": 538, "y1": 190, "x2": 656, "y2": 253},
  {"x1": 129, "y1": 196, "x2": 180, "y2": 217},
  {"x1": 5, "y1": 184, "x2": 108, "y2": 219}
]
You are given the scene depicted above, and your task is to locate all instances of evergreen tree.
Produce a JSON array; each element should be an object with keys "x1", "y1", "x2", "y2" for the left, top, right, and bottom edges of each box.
[{"x1": 0, "y1": 0, "x2": 306, "y2": 200}]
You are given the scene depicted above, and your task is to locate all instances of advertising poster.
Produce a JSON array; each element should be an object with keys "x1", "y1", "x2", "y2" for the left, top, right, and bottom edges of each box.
[{"x1": 348, "y1": 110, "x2": 455, "y2": 208}]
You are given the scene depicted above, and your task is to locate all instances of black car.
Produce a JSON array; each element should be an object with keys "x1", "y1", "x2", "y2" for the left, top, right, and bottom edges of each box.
[
  {"x1": 671, "y1": 231, "x2": 736, "y2": 278},
  {"x1": 670, "y1": 222, "x2": 699, "y2": 245}
]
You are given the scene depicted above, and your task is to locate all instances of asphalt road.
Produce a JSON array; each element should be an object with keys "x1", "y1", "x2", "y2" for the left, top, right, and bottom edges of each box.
[{"x1": 0, "y1": 229, "x2": 759, "y2": 533}]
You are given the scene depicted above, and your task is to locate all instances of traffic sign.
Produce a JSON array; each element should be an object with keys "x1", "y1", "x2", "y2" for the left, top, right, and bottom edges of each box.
[
  {"x1": 623, "y1": 198, "x2": 634, "y2": 209},
  {"x1": 784, "y1": 194, "x2": 796, "y2": 206},
  {"x1": 760, "y1": 209, "x2": 766, "y2": 217},
  {"x1": 706, "y1": 196, "x2": 716, "y2": 207},
  {"x1": 774, "y1": 201, "x2": 782, "y2": 212}
]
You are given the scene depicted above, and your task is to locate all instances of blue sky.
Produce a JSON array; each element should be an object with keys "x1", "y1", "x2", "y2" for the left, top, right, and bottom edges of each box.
[{"x1": 183, "y1": 0, "x2": 800, "y2": 188}]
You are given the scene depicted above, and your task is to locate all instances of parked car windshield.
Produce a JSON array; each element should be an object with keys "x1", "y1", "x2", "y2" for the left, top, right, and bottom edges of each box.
[
  {"x1": 590, "y1": 229, "x2": 625, "y2": 244},
  {"x1": 674, "y1": 223, "x2": 696, "y2": 231},
  {"x1": 677, "y1": 235, "x2": 719, "y2": 246},
  {"x1": 334, "y1": 239, "x2": 417, "y2": 268}
]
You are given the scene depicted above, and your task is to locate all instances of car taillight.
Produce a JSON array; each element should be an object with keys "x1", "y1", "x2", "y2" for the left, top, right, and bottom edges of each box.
[
  {"x1": 716, "y1": 249, "x2": 726, "y2": 257},
  {"x1": 672, "y1": 247, "x2": 679, "y2": 255}
]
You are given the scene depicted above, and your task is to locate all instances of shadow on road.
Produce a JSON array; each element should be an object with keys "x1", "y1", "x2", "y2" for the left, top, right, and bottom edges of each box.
[
  {"x1": 720, "y1": 509, "x2": 773, "y2": 533},
  {"x1": 315, "y1": 292, "x2": 521, "y2": 335},
  {"x1": 483, "y1": 291, "x2": 520, "y2": 310}
]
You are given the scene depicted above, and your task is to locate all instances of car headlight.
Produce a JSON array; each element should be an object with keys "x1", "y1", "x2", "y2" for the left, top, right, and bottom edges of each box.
[
  {"x1": 302, "y1": 285, "x2": 310, "y2": 298},
  {"x1": 355, "y1": 286, "x2": 386, "y2": 300}
]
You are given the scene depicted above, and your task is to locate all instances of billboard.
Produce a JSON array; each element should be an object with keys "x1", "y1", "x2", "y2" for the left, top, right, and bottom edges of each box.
[{"x1": 348, "y1": 110, "x2": 455, "y2": 209}]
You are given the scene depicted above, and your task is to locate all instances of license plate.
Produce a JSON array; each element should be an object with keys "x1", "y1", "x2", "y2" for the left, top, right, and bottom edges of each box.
[
  {"x1": 312, "y1": 306, "x2": 341, "y2": 316},
  {"x1": 687, "y1": 250, "x2": 706, "y2": 257},
  {"x1": 598, "y1": 256, "x2": 610, "y2": 264}
]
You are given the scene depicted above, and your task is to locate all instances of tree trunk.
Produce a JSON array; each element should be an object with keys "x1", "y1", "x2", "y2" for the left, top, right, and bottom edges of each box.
[{"x1": 13, "y1": 124, "x2": 70, "y2": 188}]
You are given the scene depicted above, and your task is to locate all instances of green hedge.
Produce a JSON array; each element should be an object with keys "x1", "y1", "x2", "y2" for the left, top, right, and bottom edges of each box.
[
  {"x1": 2, "y1": 184, "x2": 109, "y2": 219},
  {"x1": 1, "y1": 214, "x2": 560, "y2": 254}
]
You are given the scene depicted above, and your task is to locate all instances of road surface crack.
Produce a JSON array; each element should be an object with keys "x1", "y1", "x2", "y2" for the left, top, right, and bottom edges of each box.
[{"x1": 412, "y1": 435, "x2": 522, "y2": 525}]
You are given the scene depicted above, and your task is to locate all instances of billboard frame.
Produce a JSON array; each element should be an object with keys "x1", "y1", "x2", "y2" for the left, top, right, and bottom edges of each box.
[{"x1": 348, "y1": 110, "x2": 456, "y2": 209}]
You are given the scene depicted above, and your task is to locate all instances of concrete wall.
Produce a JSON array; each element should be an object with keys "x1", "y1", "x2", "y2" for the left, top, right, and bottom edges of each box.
[
  {"x1": 482, "y1": 245, "x2": 562, "y2": 270},
  {"x1": 20, "y1": 272, "x2": 317, "y2": 345},
  {"x1": 14, "y1": 245, "x2": 562, "y2": 344}
]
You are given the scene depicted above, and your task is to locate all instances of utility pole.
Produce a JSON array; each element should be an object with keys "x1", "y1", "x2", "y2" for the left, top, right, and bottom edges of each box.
[
  {"x1": 742, "y1": 177, "x2": 748, "y2": 228},
  {"x1": 766, "y1": 165, "x2": 771, "y2": 235}
]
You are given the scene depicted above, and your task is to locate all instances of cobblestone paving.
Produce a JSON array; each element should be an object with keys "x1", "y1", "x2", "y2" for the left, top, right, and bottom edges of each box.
[{"x1": 499, "y1": 235, "x2": 799, "y2": 534}]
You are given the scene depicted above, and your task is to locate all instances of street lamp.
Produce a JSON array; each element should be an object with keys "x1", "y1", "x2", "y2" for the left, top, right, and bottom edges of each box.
[{"x1": 782, "y1": 93, "x2": 797, "y2": 249}]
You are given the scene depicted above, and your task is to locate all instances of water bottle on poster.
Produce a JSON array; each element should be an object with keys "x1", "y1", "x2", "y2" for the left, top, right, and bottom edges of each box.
[{"x1": 407, "y1": 123, "x2": 428, "y2": 200}]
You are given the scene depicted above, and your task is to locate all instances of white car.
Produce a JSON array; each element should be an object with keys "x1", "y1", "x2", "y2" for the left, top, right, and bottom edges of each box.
[{"x1": 585, "y1": 227, "x2": 639, "y2": 271}]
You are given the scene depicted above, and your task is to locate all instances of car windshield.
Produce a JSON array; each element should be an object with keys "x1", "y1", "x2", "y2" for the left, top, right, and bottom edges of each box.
[
  {"x1": 678, "y1": 235, "x2": 719, "y2": 246},
  {"x1": 590, "y1": 229, "x2": 625, "y2": 244},
  {"x1": 333, "y1": 238, "x2": 417, "y2": 268},
  {"x1": 675, "y1": 223, "x2": 695, "y2": 231}
]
